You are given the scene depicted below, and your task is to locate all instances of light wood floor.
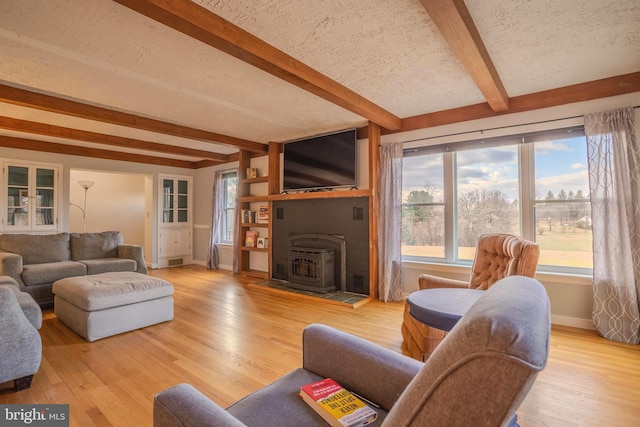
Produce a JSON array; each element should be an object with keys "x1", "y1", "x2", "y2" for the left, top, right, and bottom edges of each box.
[{"x1": 1, "y1": 265, "x2": 639, "y2": 426}]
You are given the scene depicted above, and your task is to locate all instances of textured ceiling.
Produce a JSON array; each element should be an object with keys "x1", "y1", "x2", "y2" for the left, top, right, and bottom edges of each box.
[{"x1": 0, "y1": 0, "x2": 638, "y2": 164}]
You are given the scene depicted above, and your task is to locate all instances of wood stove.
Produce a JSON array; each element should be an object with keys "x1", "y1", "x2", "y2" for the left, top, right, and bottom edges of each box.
[{"x1": 288, "y1": 247, "x2": 335, "y2": 293}]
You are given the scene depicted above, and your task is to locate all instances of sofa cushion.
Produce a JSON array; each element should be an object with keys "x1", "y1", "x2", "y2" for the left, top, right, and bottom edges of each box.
[
  {"x1": 70, "y1": 231, "x2": 122, "y2": 261},
  {"x1": 21, "y1": 261, "x2": 87, "y2": 287},
  {"x1": 226, "y1": 368, "x2": 388, "y2": 427},
  {"x1": 0, "y1": 233, "x2": 71, "y2": 265},
  {"x1": 79, "y1": 258, "x2": 137, "y2": 275}
]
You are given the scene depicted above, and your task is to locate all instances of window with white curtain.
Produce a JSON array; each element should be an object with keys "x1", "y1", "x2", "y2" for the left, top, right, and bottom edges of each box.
[
  {"x1": 221, "y1": 171, "x2": 237, "y2": 243},
  {"x1": 402, "y1": 126, "x2": 593, "y2": 274}
]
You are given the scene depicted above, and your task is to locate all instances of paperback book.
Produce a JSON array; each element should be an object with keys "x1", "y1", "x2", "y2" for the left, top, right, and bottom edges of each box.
[
  {"x1": 244, "y1": 230, "x2": 257, "y2": 247},
  {"x1": 258, "y1": 205, "x2": 269, "y2": 223},
  {"x1": 299, "y1": 378, "x2": 378, "y2": 427}
]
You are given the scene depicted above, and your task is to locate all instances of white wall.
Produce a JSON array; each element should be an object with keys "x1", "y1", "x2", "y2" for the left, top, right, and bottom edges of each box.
[{"x1": 69, "y1": 169, "x2": 147, "y2": 246}]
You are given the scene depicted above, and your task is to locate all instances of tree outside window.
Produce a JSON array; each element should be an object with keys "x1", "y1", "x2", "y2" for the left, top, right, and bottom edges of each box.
[{"x1": 401, "y1": 126, "x2": 592, "y2": 273}]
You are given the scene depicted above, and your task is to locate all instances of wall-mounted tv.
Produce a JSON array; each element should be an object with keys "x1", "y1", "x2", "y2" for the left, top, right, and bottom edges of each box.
[{"x1": 282, "y1": 128, "x2": 357, "y2": 192}]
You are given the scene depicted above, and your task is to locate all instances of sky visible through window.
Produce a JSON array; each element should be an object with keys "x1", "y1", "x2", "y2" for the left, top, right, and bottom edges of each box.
[
  {"x1": 534, "y1": 137, "x2": 589, "y2": 198},
  {"x1": 402, "y1": 136, "x2": 589, "y2": 203},
  {"x1": 402, "y1": 135, "x2": 592, "y2": 269}
]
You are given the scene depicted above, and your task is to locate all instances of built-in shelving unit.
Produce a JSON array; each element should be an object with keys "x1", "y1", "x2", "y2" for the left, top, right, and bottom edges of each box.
[
  {"x1": 235, "y1": 126, "x2": 380, "y2": 299},
  {"x1": 236, "y1": 147, "x2": 277, "y2": 280}
]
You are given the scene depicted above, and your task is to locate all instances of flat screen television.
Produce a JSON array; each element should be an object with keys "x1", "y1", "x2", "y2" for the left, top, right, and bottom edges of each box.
[{"x1": 282, "y1": 128, "x2": 357, "y2": 192}]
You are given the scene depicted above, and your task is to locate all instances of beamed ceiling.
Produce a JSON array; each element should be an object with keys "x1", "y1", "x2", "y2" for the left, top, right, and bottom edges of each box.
[{"x1": 0, "y1": 0, "x2": 638, "y2": 168}]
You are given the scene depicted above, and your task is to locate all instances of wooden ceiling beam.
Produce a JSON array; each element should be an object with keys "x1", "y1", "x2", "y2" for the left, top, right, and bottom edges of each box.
[
  {"x1": 420, "y1": 0, "x2": 509, "y2": 112},
  {"x1": 0, "y1": 84, "x2": 267, "y2": 153},
  {"x1": 113, "y1": 0, "x2": 402, "y2": 131},
  {"x1": 383, "y1": 72, "x2": 640, "y2": 135},
  {"x1": 0, "y1": 116, "x2": 229, "y2": 163},
  {"x1": 0, "y1": 135, "x2": 197, "y2": 168}
]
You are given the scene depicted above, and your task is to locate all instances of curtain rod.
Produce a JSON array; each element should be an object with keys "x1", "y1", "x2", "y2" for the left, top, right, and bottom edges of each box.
[{"x1": 403, "y1": 104, "x2": 640, "y2": 144}]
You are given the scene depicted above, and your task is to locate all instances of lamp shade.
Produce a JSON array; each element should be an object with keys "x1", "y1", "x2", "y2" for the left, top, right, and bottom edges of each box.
[{"x1": 78, "y1": 180, "x2": 95, "y2": 190}]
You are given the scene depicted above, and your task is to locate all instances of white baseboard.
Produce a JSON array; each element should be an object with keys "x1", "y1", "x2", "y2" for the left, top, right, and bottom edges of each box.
[
  {"x1": 192, "y1": 259, "x2": 233, "y2": 271},
  {"x1": 551, "y1": 315, "x2": 595, "y2": 330}
]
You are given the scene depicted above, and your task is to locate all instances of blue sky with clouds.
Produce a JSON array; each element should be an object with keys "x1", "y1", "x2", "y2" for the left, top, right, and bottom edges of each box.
[{"x1": 402, "y1": 136, "x2": 590, "y2": 202}]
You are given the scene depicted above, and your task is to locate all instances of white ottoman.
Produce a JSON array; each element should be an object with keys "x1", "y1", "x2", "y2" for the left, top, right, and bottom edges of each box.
[{"x1": 53, "y1": 271, "x2": 174, "y2": 342}]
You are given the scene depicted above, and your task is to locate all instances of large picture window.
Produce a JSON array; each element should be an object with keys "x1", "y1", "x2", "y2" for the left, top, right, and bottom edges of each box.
[{"x1": 402, "y1": 126, "x2": 592, "y2": 274}]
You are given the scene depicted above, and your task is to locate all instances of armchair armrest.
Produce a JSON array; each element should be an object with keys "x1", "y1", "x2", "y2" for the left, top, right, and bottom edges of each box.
[
  {"x1": 418, "y1": 274, "x2": 468, "y2": 290},
  {"x1": 118, "y1": 245, "x2": 148, "y2": 275},
  {"x1": 302, "y1": 324, "x2": 422, "y2": 412},
  {"x1": 154, "y1": 383, "x2": 246, "y2": 427},
  {"x1": 0, "y1": 286, "x2": 42, "y2": 385},
  {"x1": 0, "y1": 252, "x2": 24, "y2": 287},
  {"x1": 0, "y1": 284, "x2": 42, "y2": 329}
]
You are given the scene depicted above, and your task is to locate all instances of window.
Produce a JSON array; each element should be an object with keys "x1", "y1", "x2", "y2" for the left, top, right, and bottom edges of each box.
[
  {"x1": 221, "y1": 171, "x2": 237, "y2": 243},
  {"x1": 402, "y1": 126, "x2": 592, "y2": 274},
  {"x1": 531, "y1": 135, "x2": 592, "y2": 270},
  {"x1": 402, "y1": 153, "x2": 445, "y2": 258}
]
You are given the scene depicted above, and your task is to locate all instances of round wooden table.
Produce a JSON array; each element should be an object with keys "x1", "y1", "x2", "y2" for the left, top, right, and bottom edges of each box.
[{"x1": 406, "y1": 288, "x2": 485, "y2": 331}]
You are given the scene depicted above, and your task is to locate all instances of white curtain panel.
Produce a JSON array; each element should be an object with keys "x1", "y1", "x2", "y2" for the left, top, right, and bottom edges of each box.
[
  {"x1": 207, "y1": 170, "x2": 223, "y2": 269},
  {"x1": 378, "y1": 142, "x2": 403, "y2": 302},
  {"x1": 585, "y1": 107, "x2": 640, "y2": 344}
]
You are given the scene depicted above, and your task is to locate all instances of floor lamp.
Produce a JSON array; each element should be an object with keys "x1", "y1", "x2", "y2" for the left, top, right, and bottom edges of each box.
[{"x1": 70, "y1": 180, "x2": 95, "y2": 232}]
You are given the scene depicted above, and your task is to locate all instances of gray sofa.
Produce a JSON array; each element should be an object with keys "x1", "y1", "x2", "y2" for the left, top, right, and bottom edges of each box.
[
  {"x1": 0, "y1": 275, "x2": 42, "y2": 391},
  {"x1": 0, "y1": 231, "x2": 147, "y2": 306},
  {"x1": 154, "y1": 276, "x2": 551, "y2": 427}
]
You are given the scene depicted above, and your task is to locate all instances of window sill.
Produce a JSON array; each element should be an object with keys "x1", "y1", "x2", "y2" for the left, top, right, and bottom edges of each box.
[{"x1": 402, "y1": 259, "x2": 592, "y2": 286}]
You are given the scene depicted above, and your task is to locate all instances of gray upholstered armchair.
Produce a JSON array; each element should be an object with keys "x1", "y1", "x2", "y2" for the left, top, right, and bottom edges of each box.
[
  {"x1": 0, "y1": 276, "x2": 42, "y2": 391},
  {"x1": 154, "y1": 276, "x2": 550, "y2": 427},
  {"x1": 402, "y1": 233, "x2": 540, "y2": 361}
]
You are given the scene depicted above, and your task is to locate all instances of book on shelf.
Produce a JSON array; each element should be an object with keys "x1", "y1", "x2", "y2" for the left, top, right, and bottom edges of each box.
[
  {"x1": 244, "y1": 230, "x2": 258, "y2": 247},
  {"x1": 246, "y1": 167, "x2": 257, "y2": 178},
  {"x1": 256, "y1": 237, "x2": 268, "y2": 249},
  {"x1": 299, "y1": 378, "x2": 378, "y2": 427},
  {"x1": 258, "y1": 205, "x2": 269, "y2": 223},
  {"x1": 242, "y1": 209, "x2": 257, "y2": 223}
]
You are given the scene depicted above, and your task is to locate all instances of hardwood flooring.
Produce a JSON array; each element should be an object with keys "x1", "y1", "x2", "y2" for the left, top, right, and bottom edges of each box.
[{"x1": 1, "y1": 265, "x2": 639, "y2": 426}]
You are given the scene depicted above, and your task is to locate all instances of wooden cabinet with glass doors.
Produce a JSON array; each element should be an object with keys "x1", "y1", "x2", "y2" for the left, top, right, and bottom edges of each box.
[
  {"x1": 3, "y1": 162, "x2": 60, "y2": 232},
  {"x1": 158, "y1": 174, "x2": 193, "y2": 267}
]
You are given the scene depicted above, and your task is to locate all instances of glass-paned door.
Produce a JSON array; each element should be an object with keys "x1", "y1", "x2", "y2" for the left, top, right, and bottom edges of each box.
[
  {"x1": 162, "y1": 179, "x2": 174, "y2": 223},
  {"x1": 36, "y1": 168, "x2": 56, "y2": 226},
  {"x1": 4, "y1": 164, "x2": 58, "y2": 230},
  {"x1": 161, "y1": 177, "x2": 191, "y2": 225},
  {"x1": 7, "y1": 166, "x2": 29, "y2": 227},
  {"x1": 177, "y1": 179, "x2": 189, "y2": 223}
]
